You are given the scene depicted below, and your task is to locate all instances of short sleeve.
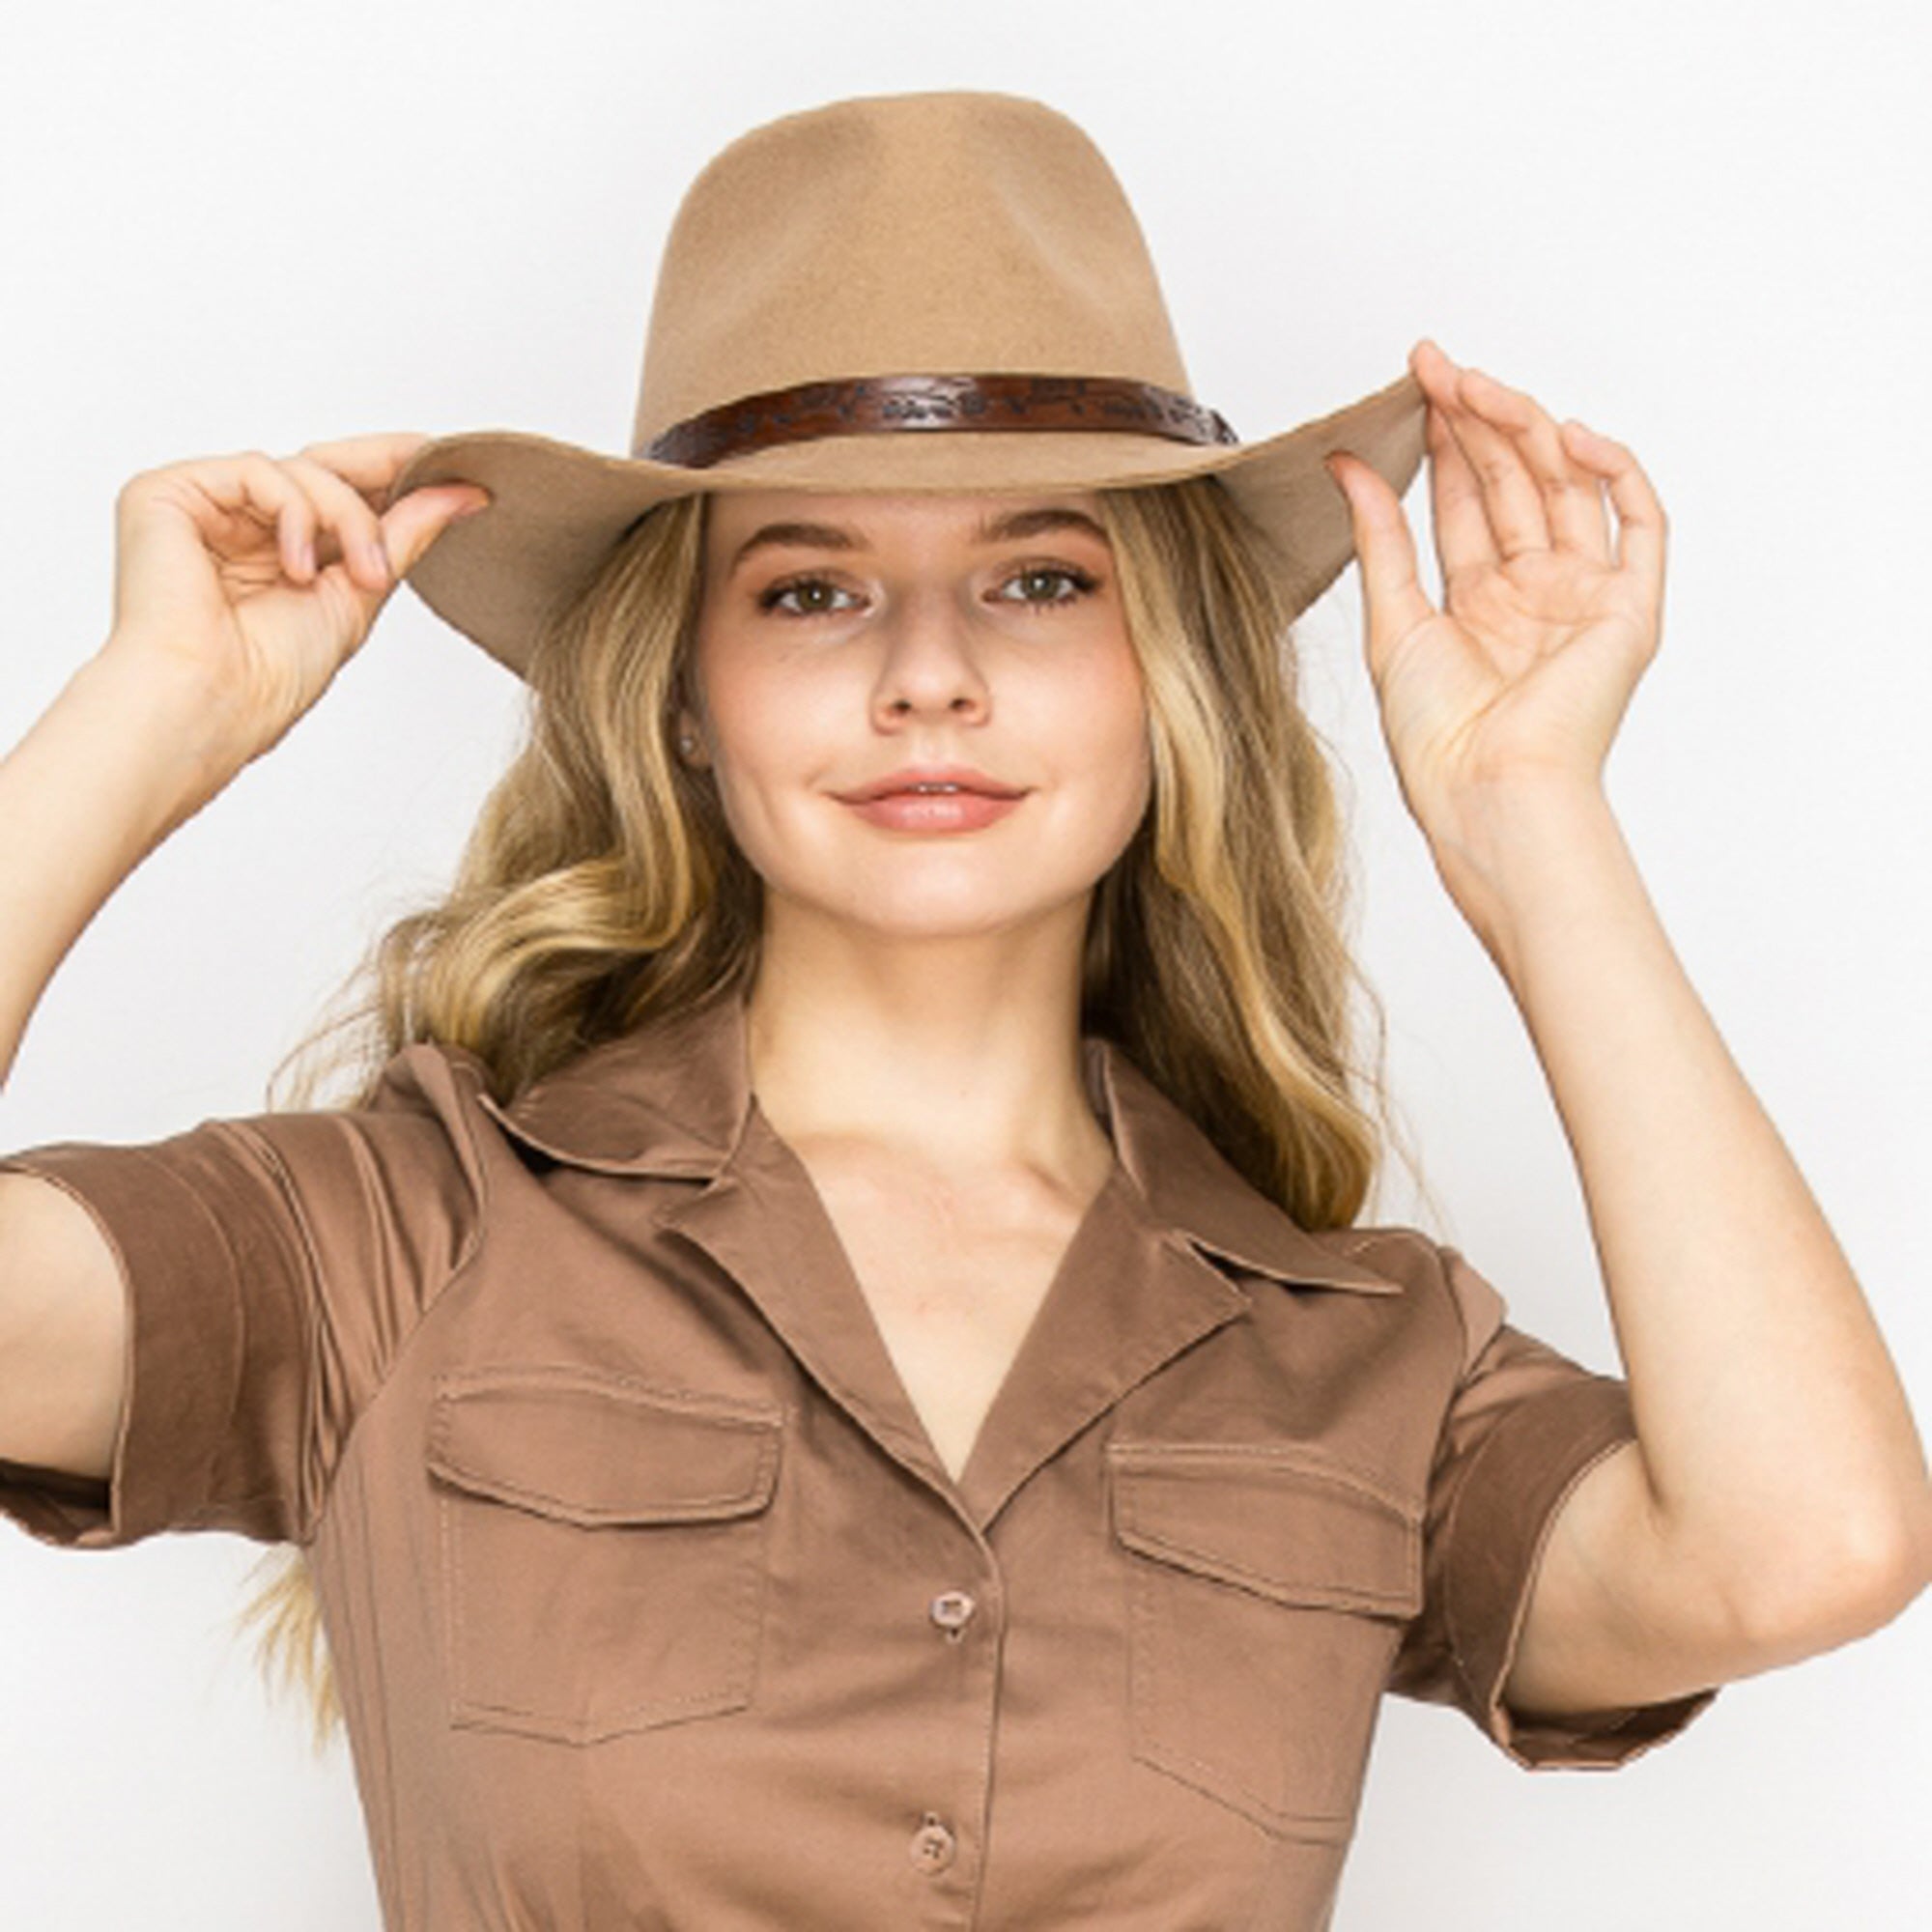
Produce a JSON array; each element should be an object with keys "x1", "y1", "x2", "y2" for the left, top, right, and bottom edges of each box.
[
  {"x1": 1385, "y1": 1241, "x2": 1720, "y2": 1769},
  {"x1": 0, "y1": 1042, "x2": 486, "y2": 1551}
]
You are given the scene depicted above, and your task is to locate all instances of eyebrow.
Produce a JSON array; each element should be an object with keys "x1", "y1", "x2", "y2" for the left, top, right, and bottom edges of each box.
[{"x1": 724, "y1": 503, "x2": 1111, "y2": 578}]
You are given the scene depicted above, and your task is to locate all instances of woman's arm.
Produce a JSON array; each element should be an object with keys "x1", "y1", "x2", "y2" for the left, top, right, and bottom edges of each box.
[
  {"x1": 0, "y1": 650, "x2": 229, "y2": 1478},
  {"x1": 1326, "y1": 342, "x2": 1930, "y2": 1709},
  {"x1": 1451, "y1": 776, "x2": 1928, "y2": 1714},
  {"x1": 0, "y1": 439, "x2": 485, "y2": 1477}
]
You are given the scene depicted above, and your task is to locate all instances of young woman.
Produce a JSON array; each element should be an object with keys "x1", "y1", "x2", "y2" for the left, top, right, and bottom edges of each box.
[{"x1": 0, "y1": 90, "x2": 1924, "y2": 1931}]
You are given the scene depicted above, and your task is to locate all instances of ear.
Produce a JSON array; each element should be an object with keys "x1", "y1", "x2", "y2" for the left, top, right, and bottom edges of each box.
[{"x1": 672, "y1": 701, "x2": 709, "y2": 766}]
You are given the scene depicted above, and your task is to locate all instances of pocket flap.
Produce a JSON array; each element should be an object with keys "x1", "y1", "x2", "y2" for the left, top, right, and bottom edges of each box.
[
  {"x1": 1108, "y1": 1441, "x2": 1422, "y2": 1616},
  {"x1": 427, "y1": 1372, "x2": 782, "y2": 1526}
]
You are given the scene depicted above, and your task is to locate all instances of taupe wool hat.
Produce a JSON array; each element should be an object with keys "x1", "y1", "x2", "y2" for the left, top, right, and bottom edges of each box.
[{"x1": 386, "y1": 89, "x2": 1429, "y2": 683}]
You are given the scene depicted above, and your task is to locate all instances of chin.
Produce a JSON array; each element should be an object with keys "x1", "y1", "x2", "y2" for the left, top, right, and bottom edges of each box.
[{"x1": 768, "y1": 869, "x2": 1069, "y2": 939}]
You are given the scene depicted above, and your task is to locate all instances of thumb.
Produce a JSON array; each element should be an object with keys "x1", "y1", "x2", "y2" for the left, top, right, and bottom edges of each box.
[
  {"x1": 1324, "y1": 450, "x2": 1434, "y2": 673},
  {"x1": 373, "y1": 483, "x2": 494, "y2": 585}
]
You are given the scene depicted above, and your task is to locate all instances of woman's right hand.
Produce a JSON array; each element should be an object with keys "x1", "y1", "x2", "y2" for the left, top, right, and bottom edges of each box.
[{"x1": 96, "y1": 434, "x2": 490, "y2": 772}]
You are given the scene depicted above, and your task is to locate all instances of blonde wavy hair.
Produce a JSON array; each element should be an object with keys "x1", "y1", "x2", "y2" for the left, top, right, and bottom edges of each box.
[{"x1": 234, "y1": 473, "x2": 1434, "y2": 1753}]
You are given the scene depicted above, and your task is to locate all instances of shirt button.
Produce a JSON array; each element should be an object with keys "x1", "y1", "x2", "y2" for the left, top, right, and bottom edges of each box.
[
  {"x1": 928, "y1": 1589, "x2": 977, "y2": 1634},
  {"x1": 910, "y1": 1812, "x2": 957, "y2": 1873}
]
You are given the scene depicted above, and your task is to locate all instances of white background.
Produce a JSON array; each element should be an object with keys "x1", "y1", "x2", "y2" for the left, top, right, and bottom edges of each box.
[{"x1": 2, "y1": 1, "x2": 1926, "y2": 1925}]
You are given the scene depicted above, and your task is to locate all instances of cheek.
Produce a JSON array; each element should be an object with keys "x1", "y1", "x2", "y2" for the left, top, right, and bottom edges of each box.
[
  {"x1": 1053, "y1": 634, "x2": 1153, "y2": 824},
  {"x1": 697, "y1": 625, "x2": 822, "y2": 774},
  {"x1": 695, "y1": 636, "x2": 850, "y2": 847}
]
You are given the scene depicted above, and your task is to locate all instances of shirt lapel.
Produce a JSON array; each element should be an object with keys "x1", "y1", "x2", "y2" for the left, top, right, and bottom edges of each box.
[{"x1": 463, "y1": 985, "x2": 1401, "y2": 1530}]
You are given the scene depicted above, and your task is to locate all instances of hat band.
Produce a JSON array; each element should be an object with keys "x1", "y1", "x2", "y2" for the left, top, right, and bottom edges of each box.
[{"x1": 639, "y1": 372, "x2": 1240, "y2": 469}]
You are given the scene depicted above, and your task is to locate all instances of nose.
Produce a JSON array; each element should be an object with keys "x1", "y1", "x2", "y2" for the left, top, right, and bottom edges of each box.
[{"x1": 869, "y1": 582, "x2": 992, "y2": 727}]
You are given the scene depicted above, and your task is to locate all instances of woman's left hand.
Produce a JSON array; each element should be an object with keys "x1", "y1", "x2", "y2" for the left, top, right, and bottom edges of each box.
[{"x1": 1325, "y1": 338, "x2": 1667, "y2": 852}]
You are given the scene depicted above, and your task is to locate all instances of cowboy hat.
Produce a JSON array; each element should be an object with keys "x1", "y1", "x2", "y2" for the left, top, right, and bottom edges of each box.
[{"x1": 384, "y1": 89, "x2": 1428, "y2": 682}]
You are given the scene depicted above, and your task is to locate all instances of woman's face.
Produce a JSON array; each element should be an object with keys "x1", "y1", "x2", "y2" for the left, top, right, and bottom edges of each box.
[{"x1": 682, "y1": 489, "x2": 1152, "y2": 942}]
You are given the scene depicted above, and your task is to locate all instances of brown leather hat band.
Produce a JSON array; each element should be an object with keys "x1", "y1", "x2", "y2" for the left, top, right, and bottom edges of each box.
[{"x1": 639, "y1": 372, "x2": 1240, "y2": 469}]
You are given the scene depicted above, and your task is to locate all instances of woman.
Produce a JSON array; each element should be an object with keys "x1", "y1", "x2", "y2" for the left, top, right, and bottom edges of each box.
[{"x1": 0, "y1": 90, "x2": 1924, "y2": 1930}]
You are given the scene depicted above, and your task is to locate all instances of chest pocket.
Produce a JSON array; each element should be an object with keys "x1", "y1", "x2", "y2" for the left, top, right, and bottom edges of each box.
[
  {"x1": 1107, "y1": 1439, "x2": 1424, "y2": 1841},
  {"x1": 425, "y1": 1369, "x2": 783, "y2": 1746}
]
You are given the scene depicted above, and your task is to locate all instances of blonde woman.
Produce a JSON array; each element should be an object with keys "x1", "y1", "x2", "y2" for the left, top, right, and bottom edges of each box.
[{"x1": 1, "y1": 92, "x2": 1925, "y2": 1931}]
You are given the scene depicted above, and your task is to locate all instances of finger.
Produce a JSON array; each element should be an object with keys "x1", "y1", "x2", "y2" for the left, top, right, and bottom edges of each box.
[
  {"x1": 1325, "y1": 450, "x2": 1437, "y2": 681},
  {"x1": 1460, "y1": 367, "x2": 1613, "y2": 564},
  {"x1": 1411, "y1": 345, "x2": 1549, "y2": 560},
  {"x1": 1561, "y1": 421, "x2": 1666, "y2": 593},
  {"x1": 188, "y1": 451, "x2": 326, "y2": 582},
  {"x1": 372, "y1": 480, "x2": 493, "y2": 582},
  {"x1": 291, "y1": 432, "x2": 436, "y2": 510},
  {"x1": 1409, "y1": 342, "x2": 1512, "y2": 574},
  {"x1": 279, "y1": 452, "x2": 398, "y2": 591},
  {"x1": 1421, "y1": 396, "x2": 1500, "y2": 582}
]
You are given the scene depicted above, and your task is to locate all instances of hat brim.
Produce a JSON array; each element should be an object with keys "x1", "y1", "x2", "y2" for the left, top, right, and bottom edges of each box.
[{"x1": 386, "y1": 368, "x2": 1426, "y2": 682}]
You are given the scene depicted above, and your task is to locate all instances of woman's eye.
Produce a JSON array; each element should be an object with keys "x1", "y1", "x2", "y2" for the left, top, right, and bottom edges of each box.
[
  {"x1": 995, "y1": 565, "x2": 1098, "y2": 607},
  {"x1": 755, "y1": 564, "x2": 1098, "y2": 618},
  {"x1": 758, "y1": 575, "x2": 860, "y2": 617}
]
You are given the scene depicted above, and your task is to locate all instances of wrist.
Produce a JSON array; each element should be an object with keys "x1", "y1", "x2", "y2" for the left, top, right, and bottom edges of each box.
[
  {"x1": 1420, "y1": 779, "x2": 1628, "y2": 974},
  {"x1": 79, "y1": 638, "x2": 252, "y2": 810}
]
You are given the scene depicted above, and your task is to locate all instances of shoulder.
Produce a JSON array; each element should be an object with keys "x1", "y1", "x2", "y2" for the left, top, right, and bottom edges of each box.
[
  {"x1": 1296, "y1": 1219, "x2": 1464, "y2": 1294},
  {"x1": 1293, "y1": 1221, "x2": 1507, "y2": 1370}
]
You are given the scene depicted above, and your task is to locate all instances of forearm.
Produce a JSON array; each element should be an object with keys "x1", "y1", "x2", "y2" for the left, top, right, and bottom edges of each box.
[
  {"x1": 0, "y1": 644, "x2": 237, "y2": 1088},
  {"x1": 1435, "y1": 778, "x2": 1932, "y2": 1632}
]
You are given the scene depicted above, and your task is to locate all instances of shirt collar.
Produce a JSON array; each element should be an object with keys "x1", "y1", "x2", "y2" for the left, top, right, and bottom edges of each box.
[{"x1": 462, "y1": 985, "x2": 1399, "y2": 1296}]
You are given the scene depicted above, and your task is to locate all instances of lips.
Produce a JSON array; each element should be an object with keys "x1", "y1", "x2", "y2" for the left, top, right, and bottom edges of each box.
[{"x1": 836, "y1": 766, "x2": 1027, "y2": 803}]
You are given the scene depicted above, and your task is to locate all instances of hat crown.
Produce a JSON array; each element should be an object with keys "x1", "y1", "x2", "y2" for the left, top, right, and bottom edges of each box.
[{"x1": 630, "y1": 91, "x2": 1195, "y2": 452}]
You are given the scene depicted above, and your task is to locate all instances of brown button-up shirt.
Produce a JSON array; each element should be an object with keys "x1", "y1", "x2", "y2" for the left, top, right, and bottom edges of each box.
[{"x1": 0, "y1": 986, "x2": 1717, "y2": 1929}]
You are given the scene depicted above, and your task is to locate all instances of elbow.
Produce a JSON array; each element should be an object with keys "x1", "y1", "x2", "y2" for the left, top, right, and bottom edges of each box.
[
  {"x1": 1856, "y1": 1481, "x2": 1932, "y2": 1626},
  {"x1": 1737, "y1": 1494, "x2": 1932, "y2": 1657},
  {"x1": 1875, "y1": 1485, "x2": 1932, "y2": 1618}
]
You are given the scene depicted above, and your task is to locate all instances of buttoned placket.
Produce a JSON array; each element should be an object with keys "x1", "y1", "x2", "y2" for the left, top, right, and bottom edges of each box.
[
  {"x1": 902, "y1": 1585, "x2": 983, "y2": 1883},
  {"x1": 897, "y1": 1555, "x2": 1001, "y2": 1912}
]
